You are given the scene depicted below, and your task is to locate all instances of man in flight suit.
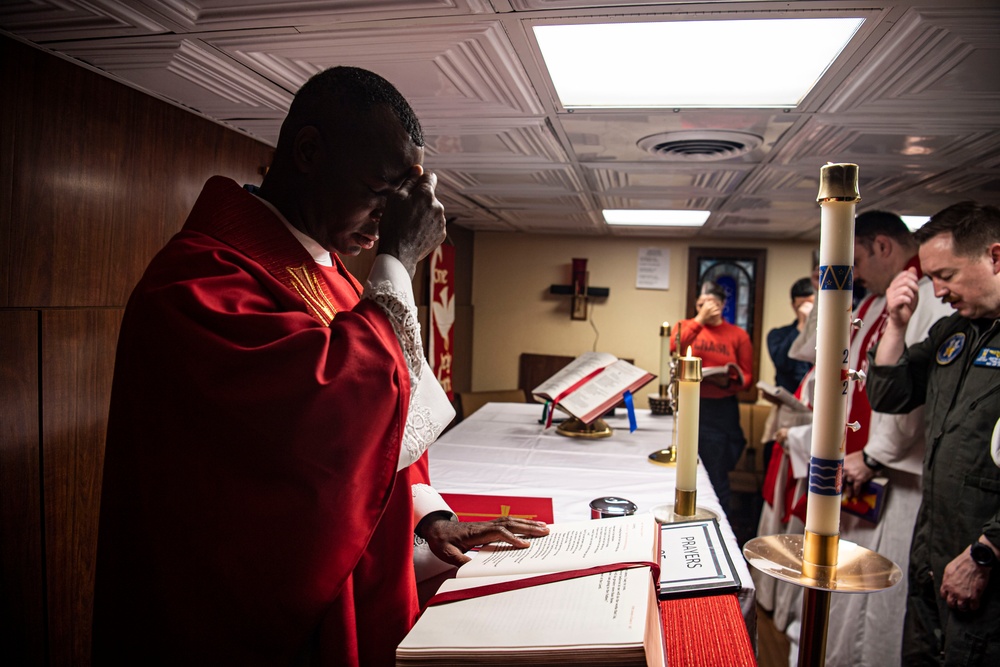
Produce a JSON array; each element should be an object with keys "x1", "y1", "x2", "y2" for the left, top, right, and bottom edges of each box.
[{"x1": 867, "y1": 201, "x2": 1000, "y2": 665}]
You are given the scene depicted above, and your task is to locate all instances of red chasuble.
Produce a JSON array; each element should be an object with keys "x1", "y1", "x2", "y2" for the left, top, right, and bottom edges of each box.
[{"x1": 93, "y1": 177, "x2": 418, "y2": 666}]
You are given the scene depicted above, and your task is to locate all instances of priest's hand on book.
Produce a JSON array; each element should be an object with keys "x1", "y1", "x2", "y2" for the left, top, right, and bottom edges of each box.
[{"x1": 420, "y1": 516, "x2": 550, "y2": 567}]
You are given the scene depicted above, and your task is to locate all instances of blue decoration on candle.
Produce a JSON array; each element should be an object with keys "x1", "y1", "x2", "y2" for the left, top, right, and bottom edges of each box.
[
  {"x1": 623, "y1": 391, "x2": 636, "y2": 432},
  {"x1": 819, "y1": 265, "x2": 853, "y2": 291},
  {"x1": 808, "y1": 456, "x2": 843, "y2": 496}
]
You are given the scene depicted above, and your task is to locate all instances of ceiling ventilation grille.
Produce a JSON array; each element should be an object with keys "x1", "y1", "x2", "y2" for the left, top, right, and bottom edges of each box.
[{"x1": 637, "y1": 130, "x2": 763, "y2": 162}]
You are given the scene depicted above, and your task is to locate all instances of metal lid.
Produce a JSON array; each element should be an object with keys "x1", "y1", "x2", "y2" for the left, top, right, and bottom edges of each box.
[{"x1": 589, "y1": 497, "x2": 638, "y2": 517}]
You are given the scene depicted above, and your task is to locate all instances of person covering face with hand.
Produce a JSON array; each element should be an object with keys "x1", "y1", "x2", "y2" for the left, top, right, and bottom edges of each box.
[
  {"x1": 92, "y1": 66, "x2": 547, "y2": 667},
  {"x1": 766, "y1": 277, "x2": 816, "y2": 394}
]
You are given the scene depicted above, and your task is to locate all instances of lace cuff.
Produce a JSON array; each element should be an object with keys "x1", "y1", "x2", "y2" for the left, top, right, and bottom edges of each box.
[
  {"x1": 364, "y1": 280, "x2": 424, "y2": 387},
  {"x1": 364, "y1": 255, "x2": 455, "y2": 470}
]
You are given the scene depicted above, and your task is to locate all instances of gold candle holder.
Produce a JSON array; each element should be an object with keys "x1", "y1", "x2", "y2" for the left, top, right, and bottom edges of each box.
[
  {"x1": 674, "y1": 488, "x2": 696, "y2": 516},
  {"x1": 677, "y1": 355, "x2": 702, "y2": 383},
  {"x1": 652, "y1": 343, "x2": 717, "y2": 524}
]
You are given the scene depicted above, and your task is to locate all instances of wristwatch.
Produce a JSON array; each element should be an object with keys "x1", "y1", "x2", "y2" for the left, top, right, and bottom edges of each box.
[
  {"x1": 862, "y1": 451, "x2": 884, "y2": 472},
  {"x1": 970, "y1": 541, "x2": 998, "y2": 568}
]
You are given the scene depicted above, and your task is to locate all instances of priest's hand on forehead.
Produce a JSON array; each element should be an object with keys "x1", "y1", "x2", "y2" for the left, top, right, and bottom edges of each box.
[{"x1": 377, "y1": 165, "x2": 446, "y2": 278}]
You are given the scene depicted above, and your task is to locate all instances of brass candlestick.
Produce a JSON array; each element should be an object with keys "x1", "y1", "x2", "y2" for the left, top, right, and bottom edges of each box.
[{"x1": 649, "y1": 323, "x2": 680, "y2": 463}]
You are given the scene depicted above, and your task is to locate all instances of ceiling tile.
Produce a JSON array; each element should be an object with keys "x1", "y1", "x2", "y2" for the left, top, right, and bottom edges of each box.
[
  {"x1": 0, "y1": 0, "x2": 168, "y2": 41},
  {"x1": 207, "y1": 21, "x2": 545, "y2": 119},
  {"x1": 423, "y1": 118, "x2": 569, "y2": 165},
  {"x1": 50, "y1": 33, "x2": 295, "y2": 122},
  {"x1": 822, "y1": 6, "x2": 1000, "y2": 119},
  {"x1": 136, "y1": 0, "x2": 496, "y2": 33}
]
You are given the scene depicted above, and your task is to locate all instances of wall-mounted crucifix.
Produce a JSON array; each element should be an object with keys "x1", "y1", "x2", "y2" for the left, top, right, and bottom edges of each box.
[{"x1": 549, "y1": 258, "x2": 610, "y2": 320}]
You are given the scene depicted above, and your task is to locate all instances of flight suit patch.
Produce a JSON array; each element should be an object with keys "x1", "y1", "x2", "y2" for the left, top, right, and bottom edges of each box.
[
  {"x1": 973, "y1": 347, "x2": 1000, "y2": 368},
  {"x1": 936, "y1": 333, "x2": 965, "y2": 365}
]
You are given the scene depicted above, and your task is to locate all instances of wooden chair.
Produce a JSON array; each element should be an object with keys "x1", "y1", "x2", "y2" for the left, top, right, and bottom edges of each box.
[
  {"x1": 456, "y1": 389, "x2": 527, "y2": 421},
  {"x1": 517, "y1": 353, "x2": 577, "y2": 398}
]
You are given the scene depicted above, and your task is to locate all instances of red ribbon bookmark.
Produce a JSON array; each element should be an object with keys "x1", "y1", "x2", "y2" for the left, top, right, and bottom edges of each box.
[
  {"x1": 426, "y1": 560, "x2": 660, "y2": 606},
  {"x1": 544, "y1": 366, "x2": 606, "y2": 428}
]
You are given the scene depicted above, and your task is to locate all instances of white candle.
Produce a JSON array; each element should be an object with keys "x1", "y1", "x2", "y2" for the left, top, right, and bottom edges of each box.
[
  {"x1": 675, "y1": 346, "x2": 701, "y2": 493},
  {"x1": 805, "y1": 163, "x2": 859, "y2": 538},
  {"x1": 659, "y1": 322, "x2": 671, "y2": 395}
]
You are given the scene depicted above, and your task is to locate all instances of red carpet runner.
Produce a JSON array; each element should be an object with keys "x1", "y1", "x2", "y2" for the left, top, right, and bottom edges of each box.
[{"x1": 660, "y1": 594, "x2": 757, "y2": 666}]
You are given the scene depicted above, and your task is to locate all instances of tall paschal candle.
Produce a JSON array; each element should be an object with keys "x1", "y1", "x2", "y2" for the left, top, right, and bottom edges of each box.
[{"x1": 805, "y1": 163, "x2": 860, "y2": 539}]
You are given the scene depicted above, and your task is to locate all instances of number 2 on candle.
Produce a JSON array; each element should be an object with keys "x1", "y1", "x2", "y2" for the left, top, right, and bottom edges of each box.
[{"x1": 841, "y1": 348, "x2": 849, "y2": 394}]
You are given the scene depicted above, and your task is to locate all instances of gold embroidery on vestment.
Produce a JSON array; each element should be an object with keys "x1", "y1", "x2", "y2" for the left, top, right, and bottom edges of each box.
[{"x1": 286, "y1": 264, "x2": 336, "y2": 325}]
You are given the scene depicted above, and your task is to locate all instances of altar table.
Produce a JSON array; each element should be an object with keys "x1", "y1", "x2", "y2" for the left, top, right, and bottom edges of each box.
[{"x1": 427, "y1": 402, "x2": 758, "y2": 660}]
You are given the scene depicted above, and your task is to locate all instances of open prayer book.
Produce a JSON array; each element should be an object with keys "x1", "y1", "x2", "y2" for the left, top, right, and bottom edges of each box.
[
  {"x1": 396, "y1": 514, "x2": 666, "y2": 666},
  {"x1": 756, "y1": 381, "x2": 810, "y2": 413},
  {"x1": 703, "y1": 362, "x2": 746, "y2": 389},
  {"x1": 531, "y1": 351, "x2": 655, "y2": 425}
]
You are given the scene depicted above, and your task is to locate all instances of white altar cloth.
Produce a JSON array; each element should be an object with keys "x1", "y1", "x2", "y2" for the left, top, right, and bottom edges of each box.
[{"x1": 427, "y1": 402, "x2": 757, "y2": 642}]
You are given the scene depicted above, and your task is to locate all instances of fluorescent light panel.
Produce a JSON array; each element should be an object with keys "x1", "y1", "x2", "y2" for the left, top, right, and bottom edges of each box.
[
  {"x1": 603, "y1": 209, "x2": 710, "y2": 227},
  {"x1": 534, "y1": 18, "x2": 864, "y2": 108}
]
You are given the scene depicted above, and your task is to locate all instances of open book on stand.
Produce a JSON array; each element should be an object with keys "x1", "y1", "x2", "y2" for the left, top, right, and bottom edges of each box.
[
  {"x1": 531, "y1": 351, "x2": 655, "y2": 424},
  {"x1": 756, "y1": 381, "x2": 810, "y2": 413},
  {"x1": 396, "y1": 514, "x2": 666, "y2": 666}
]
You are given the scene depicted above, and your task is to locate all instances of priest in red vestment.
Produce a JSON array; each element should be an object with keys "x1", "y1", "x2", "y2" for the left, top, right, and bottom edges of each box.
[{"x1": 92, "y1": 66, "x2": 547, "y2": 666}]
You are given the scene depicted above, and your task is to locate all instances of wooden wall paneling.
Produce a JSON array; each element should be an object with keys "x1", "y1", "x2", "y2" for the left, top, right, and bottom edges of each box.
[
  {"x1": 1, "y1": 37, "x2": 17, "y2": 308},
  {"x1": 40, "y1": 308, "x2": 122, "y2": 667},
  {"x1": 5, "y1": 35, "x2": 274, "y2": 308},
  {"x1": 0, "y1": 311, "x2": 45, "y2": 666},
  {"x1": 7, "y1": 37, "x2": 136, "y2": 308},
  {"x1": 115, "y1": 90, "x2": 273, "y2": 306}
]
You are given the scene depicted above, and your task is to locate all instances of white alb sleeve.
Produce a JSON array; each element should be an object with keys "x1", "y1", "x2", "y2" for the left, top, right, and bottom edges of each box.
[
  {"x1": 364, "y1": 255, "x2": 456, "y2": 471},
  {"x1": 411, "y1": 483, "x2": 459, "y2": 582}
]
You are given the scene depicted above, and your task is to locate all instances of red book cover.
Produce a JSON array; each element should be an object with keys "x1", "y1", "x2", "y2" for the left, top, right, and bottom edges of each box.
[
  {"x1": 440, "y1": 493, "x2": 555, "y2": 524},
  {"x1": 841, "y1": 477, "x2": 889, "y2": 523}
]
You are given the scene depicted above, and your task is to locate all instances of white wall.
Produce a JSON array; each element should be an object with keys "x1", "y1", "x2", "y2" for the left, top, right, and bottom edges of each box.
[{"x1": 470, "y1": 232, "x2": 816, "y2": 406}]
